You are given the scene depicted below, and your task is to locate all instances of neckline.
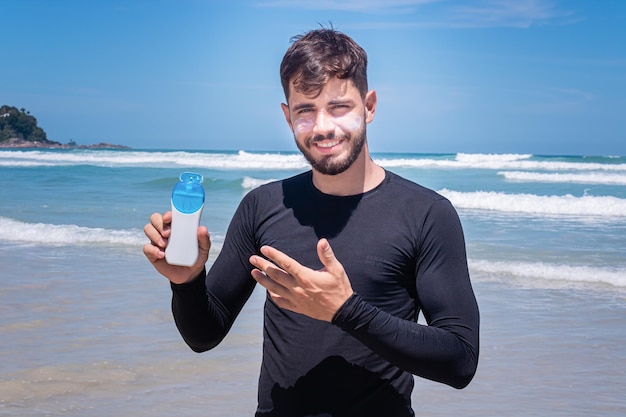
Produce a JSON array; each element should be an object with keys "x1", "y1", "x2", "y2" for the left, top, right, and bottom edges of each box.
[{"x1": 306, "y1": 169, "x2": 390, "y2": 199}]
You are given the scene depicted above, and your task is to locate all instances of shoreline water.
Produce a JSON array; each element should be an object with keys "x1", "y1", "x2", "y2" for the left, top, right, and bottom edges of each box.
[
  {"x1": 1, "y1": 242, "x2": 624, "y2": 416},
  {"x1": 1, "y1": 149, "x2": 625, "y2": 416},
  {"x1": 1, "y1": 144, "x2": 624, "y2": 158}
]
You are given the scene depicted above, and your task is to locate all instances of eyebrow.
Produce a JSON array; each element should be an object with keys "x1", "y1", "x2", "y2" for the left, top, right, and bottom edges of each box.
[
  {"x1": 291, "y1": 99, "x2": 355, "y2": 112},
  {"x1": 328, "y1": 99, "x2": 355, "y2": 106},
  {"x1": 292, "y1": 103, "x2": 314, "y2": 112}
]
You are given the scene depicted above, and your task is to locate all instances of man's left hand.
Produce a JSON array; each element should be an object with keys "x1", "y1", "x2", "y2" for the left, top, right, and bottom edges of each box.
[{"x1": 249, "y1": 238, "x2": 354, "y2": 322}]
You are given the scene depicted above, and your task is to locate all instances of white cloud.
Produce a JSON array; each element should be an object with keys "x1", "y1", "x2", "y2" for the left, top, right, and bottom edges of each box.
[
  {"x1": 256, "y1": 0, "x2": 439, "y2": 13},
  {"x1": 447, "y1": 0, "x2": 578, "y2": 28},
  {"x1": 257, "y1": 0, "x2": 580, "y2": 29}
]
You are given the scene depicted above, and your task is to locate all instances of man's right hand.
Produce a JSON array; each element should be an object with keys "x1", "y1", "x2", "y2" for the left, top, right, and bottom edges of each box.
[{"x1": 143, "y1": 211, "x2": 211, "y2": 284}]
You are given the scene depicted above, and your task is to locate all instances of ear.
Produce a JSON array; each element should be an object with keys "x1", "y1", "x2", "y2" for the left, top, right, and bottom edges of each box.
[
  {"x1": 281, "y1": 103, "x2": 293, "y2": 131},
  {"x1": 364, "y1": 90, "x2": 377, "y2": 124}
]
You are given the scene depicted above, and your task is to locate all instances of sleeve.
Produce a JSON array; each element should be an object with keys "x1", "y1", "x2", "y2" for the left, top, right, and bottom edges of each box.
[
  {"x1": 170, "y1": 192, "x2": 259, "y2": 353},
  {"x1": 332, "y1": 198, "x2": 479, "y2": 389}
]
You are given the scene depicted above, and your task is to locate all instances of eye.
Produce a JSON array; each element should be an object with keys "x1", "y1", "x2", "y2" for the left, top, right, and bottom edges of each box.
[{"x1": 331, "y1": 104, "x2": 351, "y2": 115}]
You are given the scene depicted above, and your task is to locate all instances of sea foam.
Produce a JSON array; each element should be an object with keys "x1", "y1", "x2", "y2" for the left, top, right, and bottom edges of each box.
[
  {"x1": 498, "y1": 171, "x2": 626, "y2": 185},
  {"x1": 0, "y1": 217, "x2": 145, "y2": 247},
  {"x1": 456, "y1": 153, "x2": 533, "y2": 162},
  {"x1": 440, "y1": 189, "x2": 626, "y2": 218},
  {"x1": 241, "y1": 177, "x2": 276, "y2": 190},
  {"x1": 3, "y1": 150, "x2": 626, "y2": 173},
  {"x1": 470, "y1": 259, "x2": 626, "y2": 288},
  {"x1": 0, "y1": 150, "x2": 309, "y2": 170},
  {"x1": 377, "y1": 154, "x2": 626, "y2": 172}
]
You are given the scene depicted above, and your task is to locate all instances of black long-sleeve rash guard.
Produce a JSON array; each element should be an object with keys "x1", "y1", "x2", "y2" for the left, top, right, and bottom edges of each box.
[{"x1": 171, "y1": 170, "x2": 479, "y2": 417}]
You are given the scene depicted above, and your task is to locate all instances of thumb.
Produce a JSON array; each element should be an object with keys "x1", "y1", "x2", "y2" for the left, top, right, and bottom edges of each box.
[
  {"x1": 197, "y1": 226, "x2": 211, "y2": 259},
  {"x1": 317, "y1": 238, "x2": 339, "y2": 271}
]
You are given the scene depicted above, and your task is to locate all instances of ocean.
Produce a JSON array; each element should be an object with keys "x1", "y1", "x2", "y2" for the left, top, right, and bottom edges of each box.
[{"x1": 0, "y1": 149, "x2": 625, "y2": 416}]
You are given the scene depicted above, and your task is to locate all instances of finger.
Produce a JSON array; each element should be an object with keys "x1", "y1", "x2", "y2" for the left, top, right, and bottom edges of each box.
[
  {"x1": 150, "y1": 212, "x2": 164, "y2": 233},
  {"x1": 250, "y1": 254, "x2": 289, "y2": 281},
  {"x1": 144, "y1": 223, "x2": 166, "y2": 248},
  {"x1": 317, "y1": 238, "x2": 340, "y2": 273},
  {"x1": 267, "y1": 292, "x2": 298, "y2": 312},
  {"x1": 143, "y1": 242, "x2": 165, "y2": 263},
  {"x1": 250, "y1": 268, "x2": 288, "y2": 296},
  {"x1": 193, "y1": 226, "x2": 211, "y2": 268},
  {"x1": 152, "y1": 211, "x2": 173, "y2": 237},
  {"x1": 197, "y1": 226, "x2": 211, "y2": 252},
  {"x1": 259, "y1": 245, "x2": 304, "y2": 277}
]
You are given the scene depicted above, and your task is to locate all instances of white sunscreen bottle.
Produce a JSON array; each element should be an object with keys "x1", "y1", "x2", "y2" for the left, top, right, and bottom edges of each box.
[{"x1": 165, "y1": 172, "x2": 205, "y2": 267}]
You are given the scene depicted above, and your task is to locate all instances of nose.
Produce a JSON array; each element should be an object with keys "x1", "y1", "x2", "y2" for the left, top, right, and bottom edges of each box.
[{"x1": 312, "y1": 111, "x2": 336, "y2": 136}]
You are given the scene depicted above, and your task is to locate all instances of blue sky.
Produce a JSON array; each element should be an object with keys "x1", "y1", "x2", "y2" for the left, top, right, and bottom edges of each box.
[{"x1": 2, "y1": 0, "x2": 625, "y2": 156}]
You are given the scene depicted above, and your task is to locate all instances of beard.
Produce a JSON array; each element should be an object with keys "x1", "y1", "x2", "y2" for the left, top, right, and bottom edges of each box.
[{"x1": 296, "y1": 124, "x2": 367, "y2": 176}]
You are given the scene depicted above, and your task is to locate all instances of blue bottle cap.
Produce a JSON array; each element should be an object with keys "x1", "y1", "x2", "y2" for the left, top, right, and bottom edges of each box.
[{"x1": 171, "y1": 172, "x2": 205, "y2": 213}]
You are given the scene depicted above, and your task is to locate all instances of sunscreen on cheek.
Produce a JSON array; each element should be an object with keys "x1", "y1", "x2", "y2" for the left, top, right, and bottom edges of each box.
[
  {"x1": 335, "y1": 113, "x2": 363, "y2": 132},
  {"x1": 293, "y1": 117, "x2": 314, "y2": 135},
  {"x1": 292, "y1": 111, "x2": 363, "y2": 136}
]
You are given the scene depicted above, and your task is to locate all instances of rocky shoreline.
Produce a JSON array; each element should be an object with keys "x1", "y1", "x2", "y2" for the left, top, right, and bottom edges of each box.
[{"x1": 0, "y1": 138, "x2": 130, "y2": 149}]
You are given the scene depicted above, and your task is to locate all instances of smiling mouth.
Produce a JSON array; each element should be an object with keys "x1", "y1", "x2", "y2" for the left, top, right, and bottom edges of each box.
[
  {"x1": 310, "y1": 134, "x2": 348, "y2": 151},
  {"x1": 315, "y1": 139, "x2": 342, "y2": 149}
]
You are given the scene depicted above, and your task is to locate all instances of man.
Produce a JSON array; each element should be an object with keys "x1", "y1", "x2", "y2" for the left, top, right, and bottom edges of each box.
[{"x1": 144, "y1": 28, "x2": 479, "y2": 416}]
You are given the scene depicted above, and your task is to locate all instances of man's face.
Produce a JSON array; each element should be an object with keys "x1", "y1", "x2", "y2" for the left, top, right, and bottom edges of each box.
[{"x1": 282, "y1": 77, "x2": 375, "y2": 176}]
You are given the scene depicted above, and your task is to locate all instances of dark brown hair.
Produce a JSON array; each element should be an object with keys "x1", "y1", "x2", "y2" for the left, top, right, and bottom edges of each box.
[{"x1": 280, "y1": 28, "x2": 368, "y2": 101}]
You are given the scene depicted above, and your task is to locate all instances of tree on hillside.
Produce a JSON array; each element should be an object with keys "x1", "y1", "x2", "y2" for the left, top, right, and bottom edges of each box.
[{"x1": 0, "y1": 105, "x2": 49, "y2": 142}]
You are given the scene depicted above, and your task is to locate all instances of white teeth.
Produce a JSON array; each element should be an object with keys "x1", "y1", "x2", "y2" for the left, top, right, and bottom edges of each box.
[{"x1": 317, "y1": 140, "x2": 340, "y2": 148}]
